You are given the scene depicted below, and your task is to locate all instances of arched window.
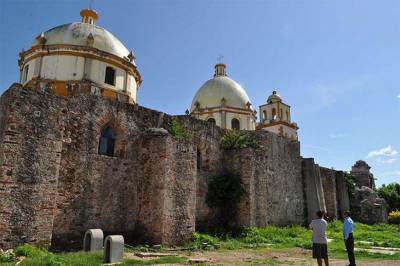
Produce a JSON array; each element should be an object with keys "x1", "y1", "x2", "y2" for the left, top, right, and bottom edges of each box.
[
  {"x1": 272, "y1": 108, "x2": 276, "y2": 119},
  {"x1": 207, "y1": 118, "x2": 216, "y2": 125},
  {"x1": 262, "y1": 110, "x2": 267, "y2": 121},
  {"x1": 105, "y1": 66, "x2": 116, "y2": 86},
  {"x1": 98, "y1": 125, "x2": 116, "y2": 156},
  {"x1": 197, "y1": 149, "x2": 202, "y2": 169},
  {"x1": 231, "y1": 118, "x2": 240, "y2": 130},
  {"x1": 286, "y1": 110, "x2": 289, "y2": 122}
]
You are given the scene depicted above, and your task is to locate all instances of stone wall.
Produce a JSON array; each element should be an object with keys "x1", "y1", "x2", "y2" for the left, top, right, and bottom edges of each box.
[
  {"x1": 301, "y1": 158, "x2": 326, "y2": 223},
  {"x1": 335, "y1": 171, "x2": 350, "y2": 219},
  {"x1": 0, "y1": 84, "x2": 63, "y2": 249},
  {"x1": 320, "y1": 167, "x2": 338, "y2": 219},
  {"x1": 223, "y1": 131, "x2": 305, "y2": 227}
]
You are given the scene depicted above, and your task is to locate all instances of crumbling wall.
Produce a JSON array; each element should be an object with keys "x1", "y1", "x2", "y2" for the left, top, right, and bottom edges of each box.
[
  {"x1": 223, "y1": 131, "x2": 305, "y2": 227},
  {"x1": 0, "y1": 85, "x2": 63, "y2": 249},
  {"x1": 302, "y1": 158, "x2": 326, "y2": 223},
  {"x1": 320, "y1": 167, "x2": 338, "y2": 219},
  {"x1": 335, "y1": 171, "x2": 350, "y2": 219}
]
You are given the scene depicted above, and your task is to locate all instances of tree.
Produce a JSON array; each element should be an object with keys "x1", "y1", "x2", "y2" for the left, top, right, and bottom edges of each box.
[{"x1": 377, "y1": 183, "x2": 400, "y2": 211}]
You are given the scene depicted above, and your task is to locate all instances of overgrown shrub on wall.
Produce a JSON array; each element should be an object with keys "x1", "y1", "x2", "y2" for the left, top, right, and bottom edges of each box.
[
  {"x1": 221, "y1": 130, "x2": 259, "y2": 150},
  {"x1": 344, "y1": 172, "x2": 356, "y2": 197},
  {"x1": 206, "y1": 172, "x2": 246, "y2": 230},
  {"x1": 378, "y1": 183, "x2": 400, "y2": 212},
  {"x1": 166, "y1": 117, "x2": 193, "y2": 141}
]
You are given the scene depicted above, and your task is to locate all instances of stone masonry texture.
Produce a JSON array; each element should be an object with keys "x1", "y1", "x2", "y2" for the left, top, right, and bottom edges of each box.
[{"x1": 0, "y1": 84, "x2": 365, "y2": 250}]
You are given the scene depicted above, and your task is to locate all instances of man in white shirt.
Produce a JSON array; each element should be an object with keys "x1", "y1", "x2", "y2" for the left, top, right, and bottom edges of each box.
[{"x1": 309, "y1": 210, "x2": 329, "y2": 266}]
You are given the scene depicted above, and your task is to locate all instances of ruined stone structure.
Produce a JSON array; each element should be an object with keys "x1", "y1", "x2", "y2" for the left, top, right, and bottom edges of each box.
[
  {"x1": 350, "y1": 161, "x2": 387, "y2": 224},
  {"x1": 0, "y1": 8, "x2": 386, "y2": 251}
]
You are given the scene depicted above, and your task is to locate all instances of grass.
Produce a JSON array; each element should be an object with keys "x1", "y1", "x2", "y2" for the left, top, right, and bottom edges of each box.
[
  {"x1": 1, "y1": 221, "x2": 399, "y2": 265},
  {"x1": 190, "y1": 221, "x2": 400, "y2": 260}
]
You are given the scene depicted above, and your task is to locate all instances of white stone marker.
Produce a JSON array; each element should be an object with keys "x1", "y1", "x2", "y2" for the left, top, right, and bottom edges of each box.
[
  {"x1": 83, "y1": 229, "x2": 104, "y2": 252},
  {"x1": 103, "y1": 235, "x2": 124, "y2": 264}
]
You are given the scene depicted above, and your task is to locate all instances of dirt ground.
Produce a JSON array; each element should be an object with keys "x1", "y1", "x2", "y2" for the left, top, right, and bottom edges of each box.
[{"x1": 127, "y1": 248, "x2": 400, "y2": 266}]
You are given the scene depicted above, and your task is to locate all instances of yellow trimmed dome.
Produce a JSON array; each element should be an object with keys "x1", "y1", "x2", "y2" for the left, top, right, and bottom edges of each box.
[{"x1": 191, "y1": 64, "x2": 252, "y2": 111}]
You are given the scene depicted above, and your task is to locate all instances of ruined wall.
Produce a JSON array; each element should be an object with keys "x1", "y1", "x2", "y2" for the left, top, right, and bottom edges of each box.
[
  {"x1": 302, "y1": 159, "x2": 326, "y2": 223},
  {"x1": 320, "y1": 167, "x2": 338, "y2": 219},
  {"x1": 223, "y1": 131, "x2": 305, "y2": 227},
  {"x1": 335, "y1": 171, "x2": 350, "y2": 219},
  {"x1": 0, "y1": 85, "x2": 63, "y2": 249}
]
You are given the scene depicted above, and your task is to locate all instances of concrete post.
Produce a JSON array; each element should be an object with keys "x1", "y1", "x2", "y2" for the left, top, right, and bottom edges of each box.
[
  {"x1": 103, "y1": 235, "x2": 124, "y2": 264},
  {"x1": 83, "y1": 229, "x2": 103, "y2": 252}
]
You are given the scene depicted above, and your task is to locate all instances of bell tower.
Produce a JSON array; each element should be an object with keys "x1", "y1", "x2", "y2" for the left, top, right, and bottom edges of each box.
[{"x1": 258, "y1": 90, "x2": 298, "y2": 140}]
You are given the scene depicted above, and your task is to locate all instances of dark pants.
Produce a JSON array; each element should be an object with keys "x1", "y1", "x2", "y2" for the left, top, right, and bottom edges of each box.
[{"x1": 345, "y1": 233, "x2": 356, "y2": 266}]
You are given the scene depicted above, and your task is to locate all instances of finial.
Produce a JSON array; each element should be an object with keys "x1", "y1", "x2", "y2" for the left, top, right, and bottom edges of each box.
[
  {"x1": 272, "y1": 90, "x2": 277, "y2": 95},
  {"x1": 217, "y1": 55, "x2": 224, "y2": 64},
  {"x1": 36, "y1": 32, "x2": 46, "y2": 45},
  {"x1": 127, "y1": 51, "x2": 135, "y2": 62}
]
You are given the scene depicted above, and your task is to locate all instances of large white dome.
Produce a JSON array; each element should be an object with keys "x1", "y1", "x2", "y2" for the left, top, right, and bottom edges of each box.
[
  {"x1": 33, "y1": 22, "x2": 131, "y2": 60},
  {"x1": 191, "y1": 75, "x2": 252, "y2": 111}
]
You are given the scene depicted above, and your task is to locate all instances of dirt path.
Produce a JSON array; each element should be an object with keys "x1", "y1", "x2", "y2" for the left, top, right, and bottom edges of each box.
[{"x1": 128, "y1": 248, "x2": 400, "y2": 266}]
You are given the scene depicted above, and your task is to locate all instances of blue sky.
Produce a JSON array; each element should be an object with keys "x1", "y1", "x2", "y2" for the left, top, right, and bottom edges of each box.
[{"x1": 0, "y1": 0, "x2": 399, "y2": 186}]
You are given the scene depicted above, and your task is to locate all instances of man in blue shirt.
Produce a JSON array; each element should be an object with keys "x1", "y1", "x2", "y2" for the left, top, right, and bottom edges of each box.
[{"x1": 343, "y1": 211, "x2": 356, "y2": 266}]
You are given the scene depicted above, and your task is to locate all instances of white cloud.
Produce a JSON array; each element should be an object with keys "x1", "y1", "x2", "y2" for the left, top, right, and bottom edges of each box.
[
  {"x1": 367, "y1": 146, "x2": 398, "y2": 158},
  {"x1": 377, "y1": 158, "x2": 398, "y2": 164},
  {"x1": 397, "y1": 94, "x2": 400, "y2": 99},
  {"x1": 380, "y1": 170, "x2": 400, "y2": 178}
]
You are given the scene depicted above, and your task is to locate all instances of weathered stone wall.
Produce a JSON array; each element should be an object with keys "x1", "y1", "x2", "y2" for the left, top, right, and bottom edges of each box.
[
  {"x1": 301, "y1": 158, "x2": 326, "y2": 223},
  {"x1": 223, "y1": 131, "x2": 305, "y2": 227},
  {"x1": 320, "y1": 167, "x2": 338, "y2": 219},
  {"x1": 0, "y1": 85, "x2": 63, "y2": 249},
  {"x1": 335, "y1": 171, "x2": 350, "y2": 219},
  {"x1": 350, "y1": 186, "x2": 388, "y2": 224}
]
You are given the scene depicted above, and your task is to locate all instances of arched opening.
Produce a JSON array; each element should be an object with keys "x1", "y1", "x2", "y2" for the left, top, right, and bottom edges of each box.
[
  {"x1": 197, "y1": 149, "x2": 202, "y2": 169},
  {"x1": 207, "y1": 118, "x2": 216, "y2": 125},
  {"x1": 272, "y1": 108, "x2": 276, "y2": 119},
  {"x1": 22, "y1": 64, "x2": 29, "y2": 83},
  {"x1": 104, "y1": 239, "x2": 111, "y2": 263},
  {"x1": 105, "y1": 66, "x2": 116, "y2": 86},
  {"x1": 231, "y1": 118, "x2": 240, "y2": 130},
  {"x1": 262, "y1": 110, "x2": 267, "y2": 121},
  {"x1": 98, "y1": 125, "x2": 116, "y2": 156},
  {"x1": 286, "y1": 110, "x2": 289, "y2": 122}
]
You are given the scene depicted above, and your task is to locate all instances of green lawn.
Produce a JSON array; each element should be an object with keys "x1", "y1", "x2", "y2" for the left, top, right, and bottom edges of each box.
[{"x1": 1, "y1": 221, "x2": 399, "y2": 265}]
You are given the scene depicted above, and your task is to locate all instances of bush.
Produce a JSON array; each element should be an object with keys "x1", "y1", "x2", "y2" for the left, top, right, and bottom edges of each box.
[
  {"x1": 388, "y1": 210, "x2": 400, "y2": 224},
  {"x1": 378, "y1": 183, "x2": 400, "y2": 211},
  {"x1": 168, "y1": 118, "x2": 193, "y2": 141},
  {"x1": 221, "y1": 130, "x2": 259, "y2": 150}
]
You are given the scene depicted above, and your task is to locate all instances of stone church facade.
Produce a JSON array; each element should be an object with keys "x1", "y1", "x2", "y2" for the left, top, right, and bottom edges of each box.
[{"x1": 0, "y1": 8, "x2": 386, "y2": 250}]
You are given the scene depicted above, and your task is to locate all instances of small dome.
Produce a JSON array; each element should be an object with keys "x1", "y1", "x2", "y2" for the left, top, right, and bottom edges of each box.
[
  {"x1": 33, "y1": 22, "x2": 131, "y2": 60},
  {"x1": 191, "y1": 75, "x2": 252, "y2": 111},
  {"x1": 267, "y1": 90, "x2": 282, "y2": 103}
]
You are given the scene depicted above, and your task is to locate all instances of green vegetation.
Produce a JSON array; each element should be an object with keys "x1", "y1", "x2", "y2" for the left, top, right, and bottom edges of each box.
[
  {"x1": 221, "y1": 130, "x2": 259, "y2": 150},
  {"x1": 0, "y1": 244, "x2": 186, "y2": 266},
  {"x1": 189, "y1": 221, "x2": 400, "y2": 260},
  {"x1": 344, "y1": 172, "x2": 356, "y2": 196},
  {"x1": 378, "y1": 182, "x2": 400, "y2": 211},
  {"x1": 2, "y1": 222, "x2": 399, "y2": 265},
  {"x1": 206, "y1": 172, "x2": 246, "y2": 230},
  {"x1": 168, "y1": 118, "x2": 193, "y2": 140}
]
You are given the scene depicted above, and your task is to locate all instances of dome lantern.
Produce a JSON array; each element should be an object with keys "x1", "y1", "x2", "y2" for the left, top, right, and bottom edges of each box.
[
  {"x1": 214, "y1": 63, "x2": 227, "y2": 77},
  {"x1": 80, "y1": 9, "x2": 98, "y2": 25}
]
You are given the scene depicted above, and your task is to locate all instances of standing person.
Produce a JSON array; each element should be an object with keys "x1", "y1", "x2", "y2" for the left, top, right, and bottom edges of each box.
[
  {"x1": 309, "y1": 210, "x2": 329, "y2": 266},
  {"x1": 343, "y1": 211, "x2": 356, "y2": 266}
]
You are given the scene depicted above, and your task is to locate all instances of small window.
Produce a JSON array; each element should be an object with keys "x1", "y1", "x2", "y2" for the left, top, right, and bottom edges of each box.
[
  {"x1": 272, "y1": 108, "x2": 276, "y2": 119},
  {"x1": 98, "y1": 125, "x2": 116, "y2": 156},
  {"x1": 104, "y1": 66, "x2": 115, "y2": 86},
  {"x1": 231, "y1": 118, "x2": 240, "y2": 130},
  {"x1": 207, "y1": 118, "x2": 216, "y2": 125},
  {"x1": 22, "y1": 64, "x2": 29, "y2": 83}
]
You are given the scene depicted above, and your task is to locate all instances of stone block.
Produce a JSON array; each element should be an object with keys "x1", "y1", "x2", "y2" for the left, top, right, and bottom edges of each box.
[
  {"x1": 83, "y1": 229, "x2": 103, "y2": 252},
  {"x1": 103, "y1": 235, "x2": 124, "y2": 264}
]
